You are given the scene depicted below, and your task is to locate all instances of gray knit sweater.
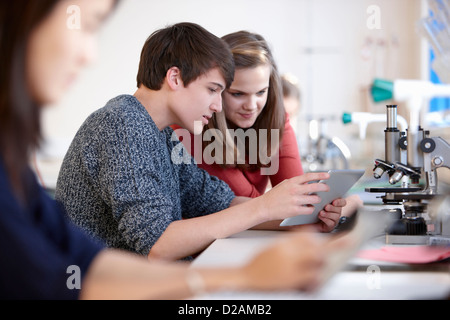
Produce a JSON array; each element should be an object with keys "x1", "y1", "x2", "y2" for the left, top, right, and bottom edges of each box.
[{"x1": 55, "y1": 95, "x2": 235, "y2": 257}]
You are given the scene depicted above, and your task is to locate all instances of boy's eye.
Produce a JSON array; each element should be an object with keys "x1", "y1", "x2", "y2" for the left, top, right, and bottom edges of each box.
[
  {"x1": 209, "y1": 88, "x2": 220, "y2": 94},
  {"x1": 230, "y1": 92, "x2": 242, "y2": 97}
]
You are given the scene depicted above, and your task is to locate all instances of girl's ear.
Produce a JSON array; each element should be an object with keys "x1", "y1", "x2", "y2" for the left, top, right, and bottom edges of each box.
[{"x1": 166, "y1": 66, "x2": 183, "y2": 90}]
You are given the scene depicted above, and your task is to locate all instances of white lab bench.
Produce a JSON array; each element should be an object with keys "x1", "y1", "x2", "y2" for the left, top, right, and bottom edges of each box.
[
  {"x1": 35, "y1": 152, "x2": 450, "y2": 300},
  {"x1": 191, "y1": 230, "x2": 450, "y2": 300}
]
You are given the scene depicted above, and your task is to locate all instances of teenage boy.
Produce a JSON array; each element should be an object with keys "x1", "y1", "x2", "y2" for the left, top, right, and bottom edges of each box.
[{"x1": 56, "y1": 23, "x2": 344, "y2": 261}]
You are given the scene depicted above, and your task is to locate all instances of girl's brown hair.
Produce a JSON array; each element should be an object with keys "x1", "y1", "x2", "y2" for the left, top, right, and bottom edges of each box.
[
  {"x1": 204, "y1": 31, "x2": 285, "y2": 171},
  {"x1": 0, "y1": 0, "x2": 59, "y2": 202}
]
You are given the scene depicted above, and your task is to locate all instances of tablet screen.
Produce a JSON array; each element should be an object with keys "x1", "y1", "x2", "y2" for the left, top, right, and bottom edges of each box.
[{"x1": 280, "y1": 169, "x2": 365, "y2": 226}]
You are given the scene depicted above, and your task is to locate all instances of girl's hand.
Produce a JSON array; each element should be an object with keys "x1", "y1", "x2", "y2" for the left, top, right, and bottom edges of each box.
[{"x1": 314, "y1": 198, "x2": 346, "y2": 233}]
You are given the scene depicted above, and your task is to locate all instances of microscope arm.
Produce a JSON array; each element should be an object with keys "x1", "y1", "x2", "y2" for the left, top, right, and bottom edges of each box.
[
  {"x1": 422, "y1": 137, "x2": 450, "y2": 194},
  {"x1": 422, "y1": 137, "x2": 450, "y2": 170}
]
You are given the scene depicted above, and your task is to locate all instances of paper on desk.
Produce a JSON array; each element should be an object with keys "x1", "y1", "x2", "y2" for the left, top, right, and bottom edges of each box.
[{"x1": 357, "y1": 246, "x2": 450, "y2": 264}]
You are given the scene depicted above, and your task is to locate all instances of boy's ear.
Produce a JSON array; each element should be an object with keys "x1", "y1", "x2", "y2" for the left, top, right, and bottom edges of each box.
[{"x1": 166, "y1": 66, "x2": 183, "y2": 90}]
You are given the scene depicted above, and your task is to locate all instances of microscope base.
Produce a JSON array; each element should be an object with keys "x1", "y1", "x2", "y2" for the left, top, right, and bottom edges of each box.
[{"x1": 385, "y1": 234, "x2": 430, "y2": 245}]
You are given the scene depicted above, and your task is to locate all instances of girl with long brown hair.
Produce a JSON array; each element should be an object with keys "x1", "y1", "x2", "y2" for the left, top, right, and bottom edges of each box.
[{"x1": 190, "y1": 31, "x2": 346, "y2": 232}]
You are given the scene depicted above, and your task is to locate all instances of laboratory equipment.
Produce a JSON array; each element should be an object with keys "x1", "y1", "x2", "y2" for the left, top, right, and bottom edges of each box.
[
  {"x1": 371, "y1": 78, "x2": 450, "y2": 133},
  {"x1": 366, "y1": 85, "x2": 450, "y2": 244},
  {"x1": 343, "y1": 111, "x2": 408, "y2": 140},
  {"x1": 302, "y1": 115, "x2": 351, "y2": 172},
  {"x1": 361, "y1": 0, "x2": 450, "y2": 245}
]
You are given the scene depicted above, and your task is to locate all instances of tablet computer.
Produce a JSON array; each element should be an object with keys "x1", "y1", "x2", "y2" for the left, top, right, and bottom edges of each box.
[{"x1": 280, "y1": 169, "x2": 365, "y2": 226}]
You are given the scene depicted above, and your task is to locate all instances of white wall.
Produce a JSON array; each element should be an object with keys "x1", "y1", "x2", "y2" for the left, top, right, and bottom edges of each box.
[{"x1": 40, "y1": 0, "x2": 427, "y2": 180}]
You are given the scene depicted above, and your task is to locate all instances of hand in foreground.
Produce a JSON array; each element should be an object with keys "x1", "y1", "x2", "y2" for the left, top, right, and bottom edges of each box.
[{"x1": 239, "y1": 231, "x2": 347, "y2": 292}]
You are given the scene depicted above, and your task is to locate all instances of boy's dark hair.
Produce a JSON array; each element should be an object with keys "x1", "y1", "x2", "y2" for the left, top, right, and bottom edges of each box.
[{"x1": 137, "y1": 22, "x2": 235, "y2": 90}]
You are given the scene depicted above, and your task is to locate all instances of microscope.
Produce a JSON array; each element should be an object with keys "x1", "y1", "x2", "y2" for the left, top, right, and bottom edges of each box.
[{"x1": 365, "y1": 79, "x2": 450, "y2": 245}]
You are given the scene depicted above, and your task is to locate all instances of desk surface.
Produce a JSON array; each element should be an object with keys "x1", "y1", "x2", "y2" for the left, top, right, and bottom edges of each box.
[{"x1": 191, "y1": 230, "x2": 450, "y2": 300}]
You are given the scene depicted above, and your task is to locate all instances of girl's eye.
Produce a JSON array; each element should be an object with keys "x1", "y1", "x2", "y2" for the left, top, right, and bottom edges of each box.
[
  {"x1": 257, "y1": 90, "x2": 267, "y2": 96},
  {"x1": 231, "y1": 92, "x2": 242, "y2": 97}
]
